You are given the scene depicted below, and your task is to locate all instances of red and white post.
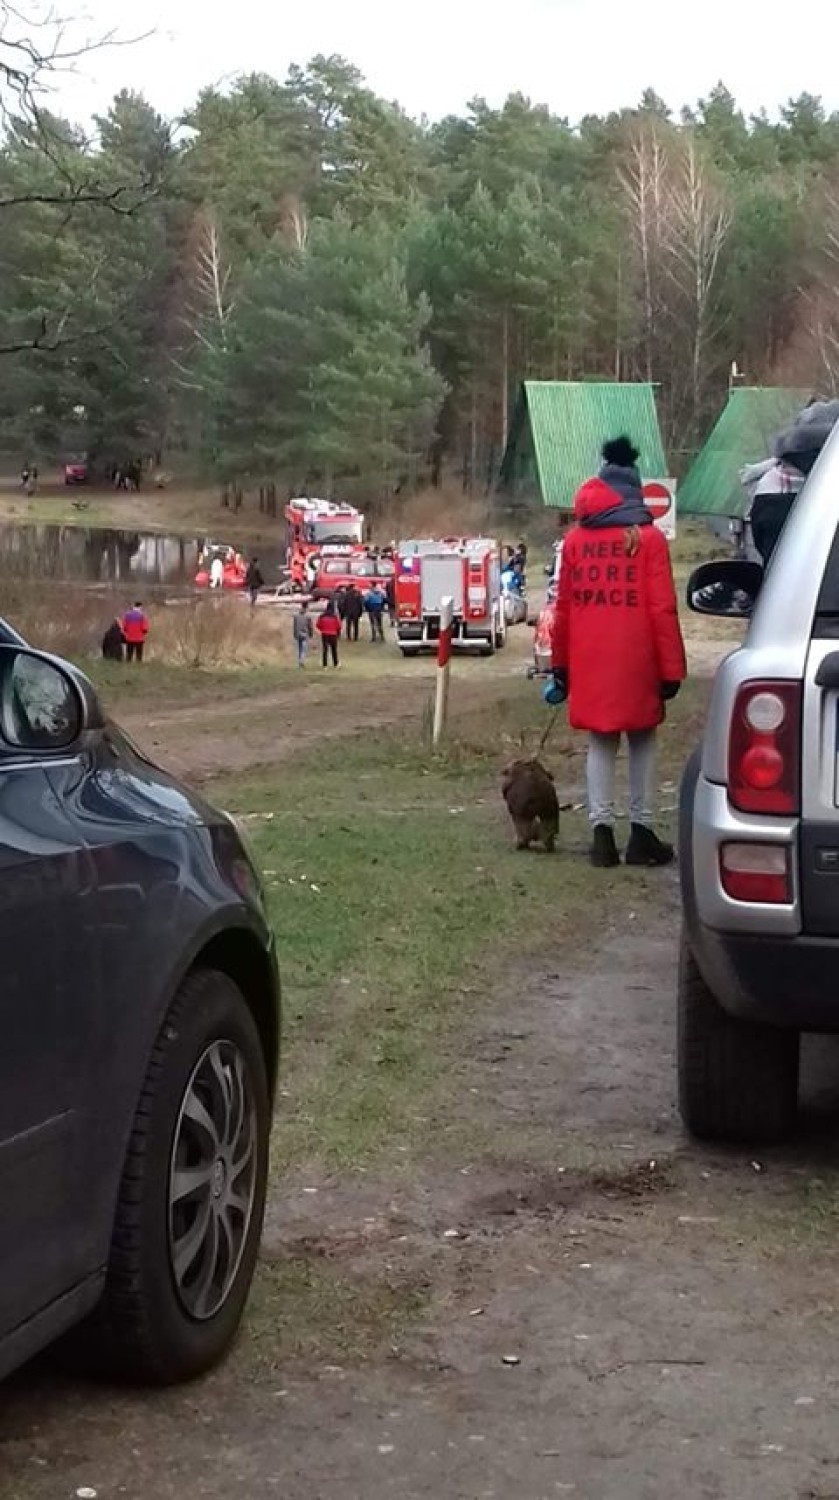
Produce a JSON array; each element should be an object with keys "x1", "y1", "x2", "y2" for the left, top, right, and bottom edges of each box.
[{"x1": 432, "y1": 595, "x2": 454, "y2": 747}]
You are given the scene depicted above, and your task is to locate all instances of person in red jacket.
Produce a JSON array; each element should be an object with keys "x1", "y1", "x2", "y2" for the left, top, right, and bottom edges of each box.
[
  {"x1": 316, "y1": 599, "x2": 341, "y2": 668},
  {"x1": 550, "y1": 437, "x2": 686, "y2": 868},
  {"x1": 120, "y1": 601, "x2": 149, "y2": 664}
]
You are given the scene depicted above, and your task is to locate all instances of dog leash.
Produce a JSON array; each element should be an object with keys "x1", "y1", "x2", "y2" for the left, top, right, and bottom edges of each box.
[{"x1": 538, "y1": 709, "x2": 561, "y2": 755}]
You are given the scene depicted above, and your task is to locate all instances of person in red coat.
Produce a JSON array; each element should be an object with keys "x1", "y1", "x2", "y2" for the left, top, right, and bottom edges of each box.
[
  {"x1": 316, "y1": 599, "x2": 341, "y2": 668},
  {"x1": 550, "y1": 437, "x2": 686, "y2": 868},
  {"x1": 120, "y1": 601, "x2": 149, "y2": 664}
]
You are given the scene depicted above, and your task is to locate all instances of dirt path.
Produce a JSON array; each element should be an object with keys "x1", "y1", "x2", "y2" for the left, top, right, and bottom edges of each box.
[
  {"x1": 119, "y1": 665, "x2": 512, "y2": 781},
  {"x1": 6, "y1": 874, "x2": 839, "y2": 1500},
  {"x1": 115, "y1": 636, "x2": 537, "y2": 781}
]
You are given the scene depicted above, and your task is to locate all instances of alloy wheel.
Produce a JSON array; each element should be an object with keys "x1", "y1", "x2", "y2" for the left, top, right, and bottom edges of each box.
[{"x1": 168, "y1": 1039, "x2": 258, "y2": 1320}]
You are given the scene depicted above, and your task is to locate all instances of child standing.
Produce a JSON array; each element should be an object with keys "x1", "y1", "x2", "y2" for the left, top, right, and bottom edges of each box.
[{"x1": 550, "y1": 437, "x2": 686, "y2": 868}]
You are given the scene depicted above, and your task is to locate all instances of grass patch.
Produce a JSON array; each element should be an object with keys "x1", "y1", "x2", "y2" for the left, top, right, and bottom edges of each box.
[
  {"x1": 702, "y1": 1170, "x2": 839, "y2": 1255},
  {"x1": 245, "y1": 1255, "x2": 429, "y2": 1368},
  {"x1": 87, "y1": 659, "x2": 299, "y2": 711},
  {"x1": 210, "y1": 679, "x2": 707, "y2": 1179}
]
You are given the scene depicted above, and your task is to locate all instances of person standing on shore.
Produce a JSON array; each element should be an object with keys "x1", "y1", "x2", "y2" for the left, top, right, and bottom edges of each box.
[
  {"x1": 121, "y1": 602, "x2": 149, "y2": 664},
  {"x1": 244, "y1": 556, "x2": 264, "y2": 607},
  {"x1": 101, "y1": 618, "x2": 125, "y2": 662}
]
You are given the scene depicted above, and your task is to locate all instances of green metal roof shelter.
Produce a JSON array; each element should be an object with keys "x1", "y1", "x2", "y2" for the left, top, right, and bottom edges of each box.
[
  {"x1": 679, "y1": 387, "x2": 810, "y2": 518},
  {"x1": 499, "y1": 380, "x2": 667, "y2": 510}
]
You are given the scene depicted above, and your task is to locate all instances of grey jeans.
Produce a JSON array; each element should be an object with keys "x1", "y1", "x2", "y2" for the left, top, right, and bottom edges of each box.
[{"x1": 586, "y1": 729, "x2": 657, "y2": 828}]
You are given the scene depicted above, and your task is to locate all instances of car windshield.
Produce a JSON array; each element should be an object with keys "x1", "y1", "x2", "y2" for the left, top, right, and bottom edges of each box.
[{"x1": 310, "y1": 520, "x2": 361, "y2": 544}]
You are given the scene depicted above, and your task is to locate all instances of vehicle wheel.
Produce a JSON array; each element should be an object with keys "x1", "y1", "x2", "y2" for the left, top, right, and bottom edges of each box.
[
  {"x1": 677, "y1": 931, "x2": 799, "y2": 1144},
  {"x1": 88, "y1": 969, "x2": 270, "y2": 1383}
]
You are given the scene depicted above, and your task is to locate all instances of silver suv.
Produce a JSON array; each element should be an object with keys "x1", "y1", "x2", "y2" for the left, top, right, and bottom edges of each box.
[{"x1": 680, "y1": 426, "x2": 839, "y2": 1143}]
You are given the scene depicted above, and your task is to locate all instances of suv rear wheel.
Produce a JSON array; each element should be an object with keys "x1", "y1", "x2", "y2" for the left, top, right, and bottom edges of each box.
[
  {"x1": 88, "y1": 968, "x2": 270, "y2": 1383},
  {"x1": 677, "y1": 931, "x2": 800, "y2": 1144}
]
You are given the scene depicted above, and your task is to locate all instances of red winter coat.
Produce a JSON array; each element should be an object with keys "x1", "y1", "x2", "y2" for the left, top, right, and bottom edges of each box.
[
  {"x1": 316, "y1": 611, "x2": 341, "y2": 638},
  {"x1": 550, "y1": 478, "x2": 686, "y2": 733},
  {"x1": 121, "y1": 607, "x2": 149, "y2": 645}
]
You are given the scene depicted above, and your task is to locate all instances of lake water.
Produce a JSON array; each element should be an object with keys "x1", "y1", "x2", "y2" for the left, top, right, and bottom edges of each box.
[{"x1": 0, "y1": 525, "x2": 286, "y2": 588}]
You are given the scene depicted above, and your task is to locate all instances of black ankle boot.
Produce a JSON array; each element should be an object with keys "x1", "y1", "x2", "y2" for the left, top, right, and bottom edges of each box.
[
  {"x1": 625, "y1": 824, "x2": 674, "y2": 867},
  {"x1": 590, "y1": 824, "x2": 620, "y2": 868}
]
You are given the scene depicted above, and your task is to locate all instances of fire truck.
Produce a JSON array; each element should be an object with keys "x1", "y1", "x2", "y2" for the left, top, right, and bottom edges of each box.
[
  {"x1": 284, "y1": 498, "x2": 365, "y2": 590},
  {"x1": 394, "y1": 537, "x2": 506, "y2": 656}
]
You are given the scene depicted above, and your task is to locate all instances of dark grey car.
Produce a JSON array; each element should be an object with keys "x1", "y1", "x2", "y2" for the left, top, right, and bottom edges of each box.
[{"x1": 0, "y1": 624, "x2": 279, "y2": 1383}]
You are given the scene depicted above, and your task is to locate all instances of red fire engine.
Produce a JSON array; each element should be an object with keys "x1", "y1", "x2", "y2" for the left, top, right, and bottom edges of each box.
[
  {"x1": 394, "y1": 537, "x2": 506, "y2": 656},
  {"x1": 284, "y1": 498, "x2": 365, "y2": 590}
]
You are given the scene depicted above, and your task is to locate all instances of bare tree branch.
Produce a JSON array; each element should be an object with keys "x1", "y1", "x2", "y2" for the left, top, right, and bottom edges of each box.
[
  {"x1": 0, "y1": 2, "x2": 147, "y2": 124},
  {"x1": 0, "y1": 177, "x2": 156, "y2": 210},
  {"x1": 0, "y1": 2, "x2": 159, "y2": 215}
]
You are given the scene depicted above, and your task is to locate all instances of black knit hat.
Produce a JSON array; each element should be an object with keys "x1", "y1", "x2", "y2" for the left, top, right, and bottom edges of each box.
[{"x1": 602, "y1": 436, "x2": 640, "y2": 468}]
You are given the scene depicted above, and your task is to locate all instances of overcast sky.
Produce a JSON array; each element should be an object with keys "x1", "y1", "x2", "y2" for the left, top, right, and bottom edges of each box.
[{"x1": 46, "y1": 0, "x2": 839, "y2": 127}]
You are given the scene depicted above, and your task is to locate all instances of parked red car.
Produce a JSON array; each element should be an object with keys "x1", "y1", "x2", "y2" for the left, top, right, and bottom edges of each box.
[{"x1": 63, "y1": 459, "x2": 89, "y2": 485}]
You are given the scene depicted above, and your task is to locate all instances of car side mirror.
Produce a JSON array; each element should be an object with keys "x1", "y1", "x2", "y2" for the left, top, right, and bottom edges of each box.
[
  {"x1": 0, "y1": 646, "x2": 94, "y2": 752},
  {"x1": 687, "y1": 560, "x2": 764, "y2": 619}
]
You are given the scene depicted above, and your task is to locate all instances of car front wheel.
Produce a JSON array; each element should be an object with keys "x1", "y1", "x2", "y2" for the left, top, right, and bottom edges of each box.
[
  {"x1": 677, "y1": 931, "x2": 799, "y2": 1145},
  {"x1": 92, "y1": 968, "x2": 270, "y2": 1383}
]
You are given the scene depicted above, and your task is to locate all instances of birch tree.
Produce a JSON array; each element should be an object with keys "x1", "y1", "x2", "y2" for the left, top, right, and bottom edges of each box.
[
  {"x1": 619, "y1": 125, "x2": 672, "y2": 382},
  {"x1": 666, "y1": 138, "x2": 732, "y2": 432}
]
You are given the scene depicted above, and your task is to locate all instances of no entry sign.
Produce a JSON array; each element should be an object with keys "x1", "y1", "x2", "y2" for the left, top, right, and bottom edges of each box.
[{"x1": 643, "y1": 479, "x2": 677, "y2": 541}]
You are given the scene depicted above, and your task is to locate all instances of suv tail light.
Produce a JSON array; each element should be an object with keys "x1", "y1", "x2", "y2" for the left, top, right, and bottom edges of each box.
[
  {"x1": 728, "y1": 681, "x2": 801, "y2": 815},
  {"x1": 720, "y1": 843, "x2": 791, "y2": 904}
]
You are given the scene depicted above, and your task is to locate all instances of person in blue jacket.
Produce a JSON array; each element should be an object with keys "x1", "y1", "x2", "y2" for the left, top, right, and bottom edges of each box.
[{"x1": 364, "y1": 584, "x2": 387, "y2": 642}]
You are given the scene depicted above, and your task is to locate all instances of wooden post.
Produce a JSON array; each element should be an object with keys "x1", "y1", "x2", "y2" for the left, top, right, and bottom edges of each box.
[{"x1": 433, "y1": 596, "x2": 454, "y2": 748}]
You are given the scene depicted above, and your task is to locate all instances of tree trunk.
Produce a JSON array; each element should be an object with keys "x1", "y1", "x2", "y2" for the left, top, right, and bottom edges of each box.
[
  {"x1": 470, "y1": 386, "x2": 479, "y2": 497},
  {"x1": 500, "y1": 309, "x2": 510, "y2": 451}
]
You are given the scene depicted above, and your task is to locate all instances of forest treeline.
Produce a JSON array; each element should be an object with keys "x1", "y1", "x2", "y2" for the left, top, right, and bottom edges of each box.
[{"x1": 2, "y1": 50, "x2": 839, "y2": 502}]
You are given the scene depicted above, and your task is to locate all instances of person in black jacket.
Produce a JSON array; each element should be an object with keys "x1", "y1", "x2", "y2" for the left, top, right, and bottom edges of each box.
[
  {"x1": 101, "y1": 618, "x2": 125, "y2": 662},
  {"x1": 343, "y1": 583, "x2": 363, "y2": 641},
  {"x1": 244, "y1": 557, "x2": 264, "y2": 607}
]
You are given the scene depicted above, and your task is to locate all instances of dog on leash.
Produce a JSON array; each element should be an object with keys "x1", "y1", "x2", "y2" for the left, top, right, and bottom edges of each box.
[{"x1": 501, "y1": 757, "x2": 559, "y2": 852}]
